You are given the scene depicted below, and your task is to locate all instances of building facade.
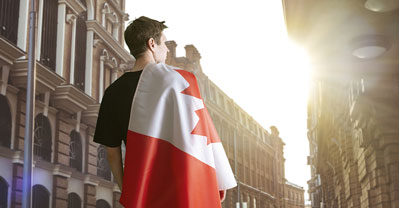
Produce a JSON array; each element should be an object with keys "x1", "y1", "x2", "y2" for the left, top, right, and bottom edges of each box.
[
  {"x1": 282, "y1": 0, "x2": 399, "y2": 208},
  {"x1": 0, "y1": 0, "x2": 132, "y2": 207},
  {"x1": 284, "y1": 181, "x2": 305, "y2": 208}
]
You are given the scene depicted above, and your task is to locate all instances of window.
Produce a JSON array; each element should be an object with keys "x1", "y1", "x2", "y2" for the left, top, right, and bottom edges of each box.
[
  {"x1": 97, "y1": 145, "x2": 111, "y2": 180},
  {"x1": 74, "y1": 12, "x2": 87, "y2": 91},
  {"x1": 32, "y1": 185, "x2": 50, "y2": 208},
  {"x1": 0, "y1": 95, "x2": 11, "y2": 148},
  {"x1": 210, "y1": 86, "x2": 216, "y2": 101},
  {"x1": 40, "y1": 0, "x2": 58, "y2": 70},
  {"x1": 0, "y1": 177, "x2": 8, "y2": 208},
  {"x1": 70, "y1": 131, "x2": 83, "y2": 172},
  {"x1": 96, "y1": 199, "x2": 111, "y2": 208},
  {"x1": 0, "y1": 0, "x2": 20, "y2": 44},
  {"x1": 226, "y1": 101, "x2": 232, "y2": 114},
  {"x1": 104, "y1": 65, "x2": 112, "y2": 90},
  {"x1": 217, "y1": 92, "x2": 225, "y2": 108},
  {"x1": 34, "y1": 113, "x2": 52, "y2": 162},
  {"x1": 68, "y1": 193, "x2": 82, "y2": 208}
]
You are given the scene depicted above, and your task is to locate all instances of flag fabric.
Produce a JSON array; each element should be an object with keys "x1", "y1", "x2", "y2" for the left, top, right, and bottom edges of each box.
[{"x1": 119, "y1": 63, "x2": 237, "y2": 208}]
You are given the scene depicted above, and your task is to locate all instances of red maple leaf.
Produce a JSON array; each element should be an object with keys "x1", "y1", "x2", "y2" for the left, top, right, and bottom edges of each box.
[
  {"x1": 175, "y1": 70, "x2": 202, "y2": 99},
  {"x1": 175, "y1": 70, "x2": 221, "y2": 145},
  {"x1": 191, "y1": 107, "x2": 221, "y2": 145}
]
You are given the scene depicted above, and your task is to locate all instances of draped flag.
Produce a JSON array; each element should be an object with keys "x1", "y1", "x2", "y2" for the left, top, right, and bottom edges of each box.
[{"x1": 119, "y1": 63, "x2": 237, "y2": 208}]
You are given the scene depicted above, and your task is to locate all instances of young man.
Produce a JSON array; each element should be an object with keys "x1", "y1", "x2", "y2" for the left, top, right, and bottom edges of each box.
[{"x1": 94, "y1": 16, "x2": 236, "y2": 208}]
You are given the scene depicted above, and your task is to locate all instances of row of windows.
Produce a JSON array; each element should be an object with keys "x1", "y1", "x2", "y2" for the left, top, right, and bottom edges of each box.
[
  {"x1": 0, "y1": 177, "x2": 111, "y2": 208},
  {"x1": 0, "y1": 95, "x2": 111, "y2": 180},
  {"x1": 0, "y1": 0, "x2": 123, "y2": 96},
  {"x1": 208, "y1": 84, "x2": 271, "y2": 142},
  {"x1": 0, "y1": 0, "x2": 87, "y2": 90},
  {"x1": 287, "y1": 189, "x2": 304, "y2": 203}
]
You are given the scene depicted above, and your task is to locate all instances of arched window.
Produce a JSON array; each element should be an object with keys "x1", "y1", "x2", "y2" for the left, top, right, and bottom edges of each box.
[
  {"x1": 101, "y1": 3, "x2": 110, "y2": 28},
  {"x1": 96, "y1": 199, "x2": 111, "y2": 208},
  {"x1": 34, "y1": 113, "x2": 52, "y2": 162},
  {"x1": 0, "y1": 0, "x2": 20, "y2": 44},
  {"x1": 32, "y1": 185, "x2": 50, "y2": 208},
  {"x1": 104, "y1": 58, "x2": 116, "y2": 90},
  {"x1": 40, "y1": 0, "x2": 58, "y2": 70},
  {"x1": 111, "y1": 12, "x2": 119, "y2": 40},
  {"x1": 68, "y1": 192, "x2": 82, "y2": 208},
  {"x1": 0, "y1": 95, "x2": 12, "y2": 148},
  {"x1": 70, "y1": 131, "x2": 82, "y2": 172},
  {"x1": 97, "y1": 145, "x2": 111, "y2": 180},
  {"x1": 0, "y1": 177, "x2": 9, "y2": 207},
  {"x1": 74, "y1": 12, "x2": 87, "y2": 91}
]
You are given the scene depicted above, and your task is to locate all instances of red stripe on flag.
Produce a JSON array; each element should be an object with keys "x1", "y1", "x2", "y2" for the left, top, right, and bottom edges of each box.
[{"x1": 119, "y1": 130, "x2": 222, "y2": 208}]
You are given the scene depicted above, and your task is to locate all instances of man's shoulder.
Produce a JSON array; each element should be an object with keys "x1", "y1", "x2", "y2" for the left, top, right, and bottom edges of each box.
[
  {"x1": 103, "y1": 75, "x2": 124, "y2": 97},
  {"x1": 149, "y1": 63, "x2": 196, "y2": 79},
  {"x1": 149, "y1": 62, "x2": 180, "y2": 71}
]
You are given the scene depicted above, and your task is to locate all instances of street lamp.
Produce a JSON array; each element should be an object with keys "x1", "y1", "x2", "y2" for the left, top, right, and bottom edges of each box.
[
  {"x1": 364, "y1": 0, "x2": 399, "y2": 12},
  {"x1": 351, "y1": 35, "x2": 390, "y2": 59}
]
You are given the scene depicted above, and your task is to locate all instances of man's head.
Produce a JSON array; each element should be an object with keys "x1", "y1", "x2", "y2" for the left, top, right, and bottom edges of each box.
[{"x1": 124, "y1": 16, "x2": 169, "y2": 63}]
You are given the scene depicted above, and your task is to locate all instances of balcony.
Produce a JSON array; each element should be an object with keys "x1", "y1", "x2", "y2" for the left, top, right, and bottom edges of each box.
[
  {"x1": 82, "y1": 104, "x2": 100, "y2": 127},
  {"x1": 10, "y1": 59, "x2": 64, "y2": 94},
  {"x1": 52, "y1": 84, "x2": 95, "y2": 114},
  {"x1": 86, "y1": 20, "x2": 133, "y2": 63},
  {"x1": 0, "y1": 36, "x2": 25, "y2": 65}
]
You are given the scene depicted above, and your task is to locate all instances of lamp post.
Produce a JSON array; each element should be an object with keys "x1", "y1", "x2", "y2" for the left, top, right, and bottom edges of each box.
[
  {"x1": 22, "y1": 0, "x2": 36, "y2": 207},
  {"x1": 234, "y1": 127, "x2": 241, "y2": 207}
]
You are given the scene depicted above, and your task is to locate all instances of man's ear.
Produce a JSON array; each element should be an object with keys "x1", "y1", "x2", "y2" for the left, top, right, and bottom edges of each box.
[{"x1": 147, "y1": 38, "x2": 156, "y2": 52}]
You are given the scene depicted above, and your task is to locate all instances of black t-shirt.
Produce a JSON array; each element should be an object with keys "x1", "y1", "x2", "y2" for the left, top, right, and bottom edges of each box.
[{"x1": 93, "y1": 70, "x2": 143, "y2": 147}]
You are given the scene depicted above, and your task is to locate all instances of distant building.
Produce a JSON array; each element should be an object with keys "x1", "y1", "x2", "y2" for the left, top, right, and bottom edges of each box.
[
  {"x1": 166, "y1": 41, "x2": 292, "y2": 208},
  {"x1": 284, "y1": 181, "x2": 305, "y2": 208}
]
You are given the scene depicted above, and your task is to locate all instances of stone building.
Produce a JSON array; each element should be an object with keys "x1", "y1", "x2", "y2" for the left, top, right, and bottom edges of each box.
[
  {"x1": 0, "y1": 0, "x2": 132, "y2": 207},
  {"x1": 166, "y1": 41, "x2": 298, "y2": 208},
  {"x1": 284, "y1": 181, "x2": 305, "y2": 208},
  {"x1": 282, "y1": 0, "x2": 399, "y2": 208}
]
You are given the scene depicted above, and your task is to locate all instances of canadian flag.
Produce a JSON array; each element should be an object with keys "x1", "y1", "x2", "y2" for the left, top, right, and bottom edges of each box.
[{"x1": 119, "y1": 63, "x2": 237, "y2": 208}]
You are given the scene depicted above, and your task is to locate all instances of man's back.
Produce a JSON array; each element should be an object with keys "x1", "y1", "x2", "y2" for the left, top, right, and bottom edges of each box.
[{"x1": 94, "y1": 70, "x2": 142, "y2": 147}]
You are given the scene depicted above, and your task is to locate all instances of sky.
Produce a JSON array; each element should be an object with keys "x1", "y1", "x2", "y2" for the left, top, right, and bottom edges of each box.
[{"x1": 125, "y1": 0, "x2": 312, "y2": 202}]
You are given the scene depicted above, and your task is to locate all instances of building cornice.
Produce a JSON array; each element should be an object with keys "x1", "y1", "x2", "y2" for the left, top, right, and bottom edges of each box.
[
  {"x1": 86, "y1": 20, "x2": 133, "y2": 63},
  {"x1": 238, "y1": 181, "x2": 275, "y2": 200},
  {"x1": 60, "y1": 0, "x2": 85, "y2": 15},
  {"x1": 84, "y1": 174, "x2": 100, "y2": 186},
  {"x1": 98, "y1": 178, "x2": 116, "y2": 189},
  {"x1": 113, "y1": 184, "x2": 121, "y2": 193},
  {"x1": 82, "y1": 104, "x2": 100, "y2": 127},
  {"x1": 107, "y1": 0, "x2": 126, "y2": 19},
  {"x1": 11, "y1": 59, "x2": 65, "y2": 94},
  {"x1": 53, "y1": 164, "x2": 73, "y2": 178},
  {"x1": 0, "y1": 37, "x2": 25, "y2": 65},
  {"x1": 11, "y1": 150, "x2": 24, "y2": 164},
  {"x1": 0, "y1": 146, "x2": 16, "y2": 159},
  {"x1": 52, "y1": 84, "x2": 96, "y2": 114},
  {"x1": 36, "y1": 99, "x2": 58, "y2": 115},
  {"x1": 285, "y1": 181, "x2": 305, "y2": 190}
]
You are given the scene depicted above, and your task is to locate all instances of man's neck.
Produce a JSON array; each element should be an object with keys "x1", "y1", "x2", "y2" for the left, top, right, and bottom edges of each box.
[{"x1": 131, "y1": 54, "x2": 156, "y2": 72}]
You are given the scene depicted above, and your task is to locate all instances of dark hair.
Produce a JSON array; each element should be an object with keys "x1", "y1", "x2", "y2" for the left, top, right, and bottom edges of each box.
[{"x1": 124, "y1": 16, "x2": 168, "y2": 59}]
